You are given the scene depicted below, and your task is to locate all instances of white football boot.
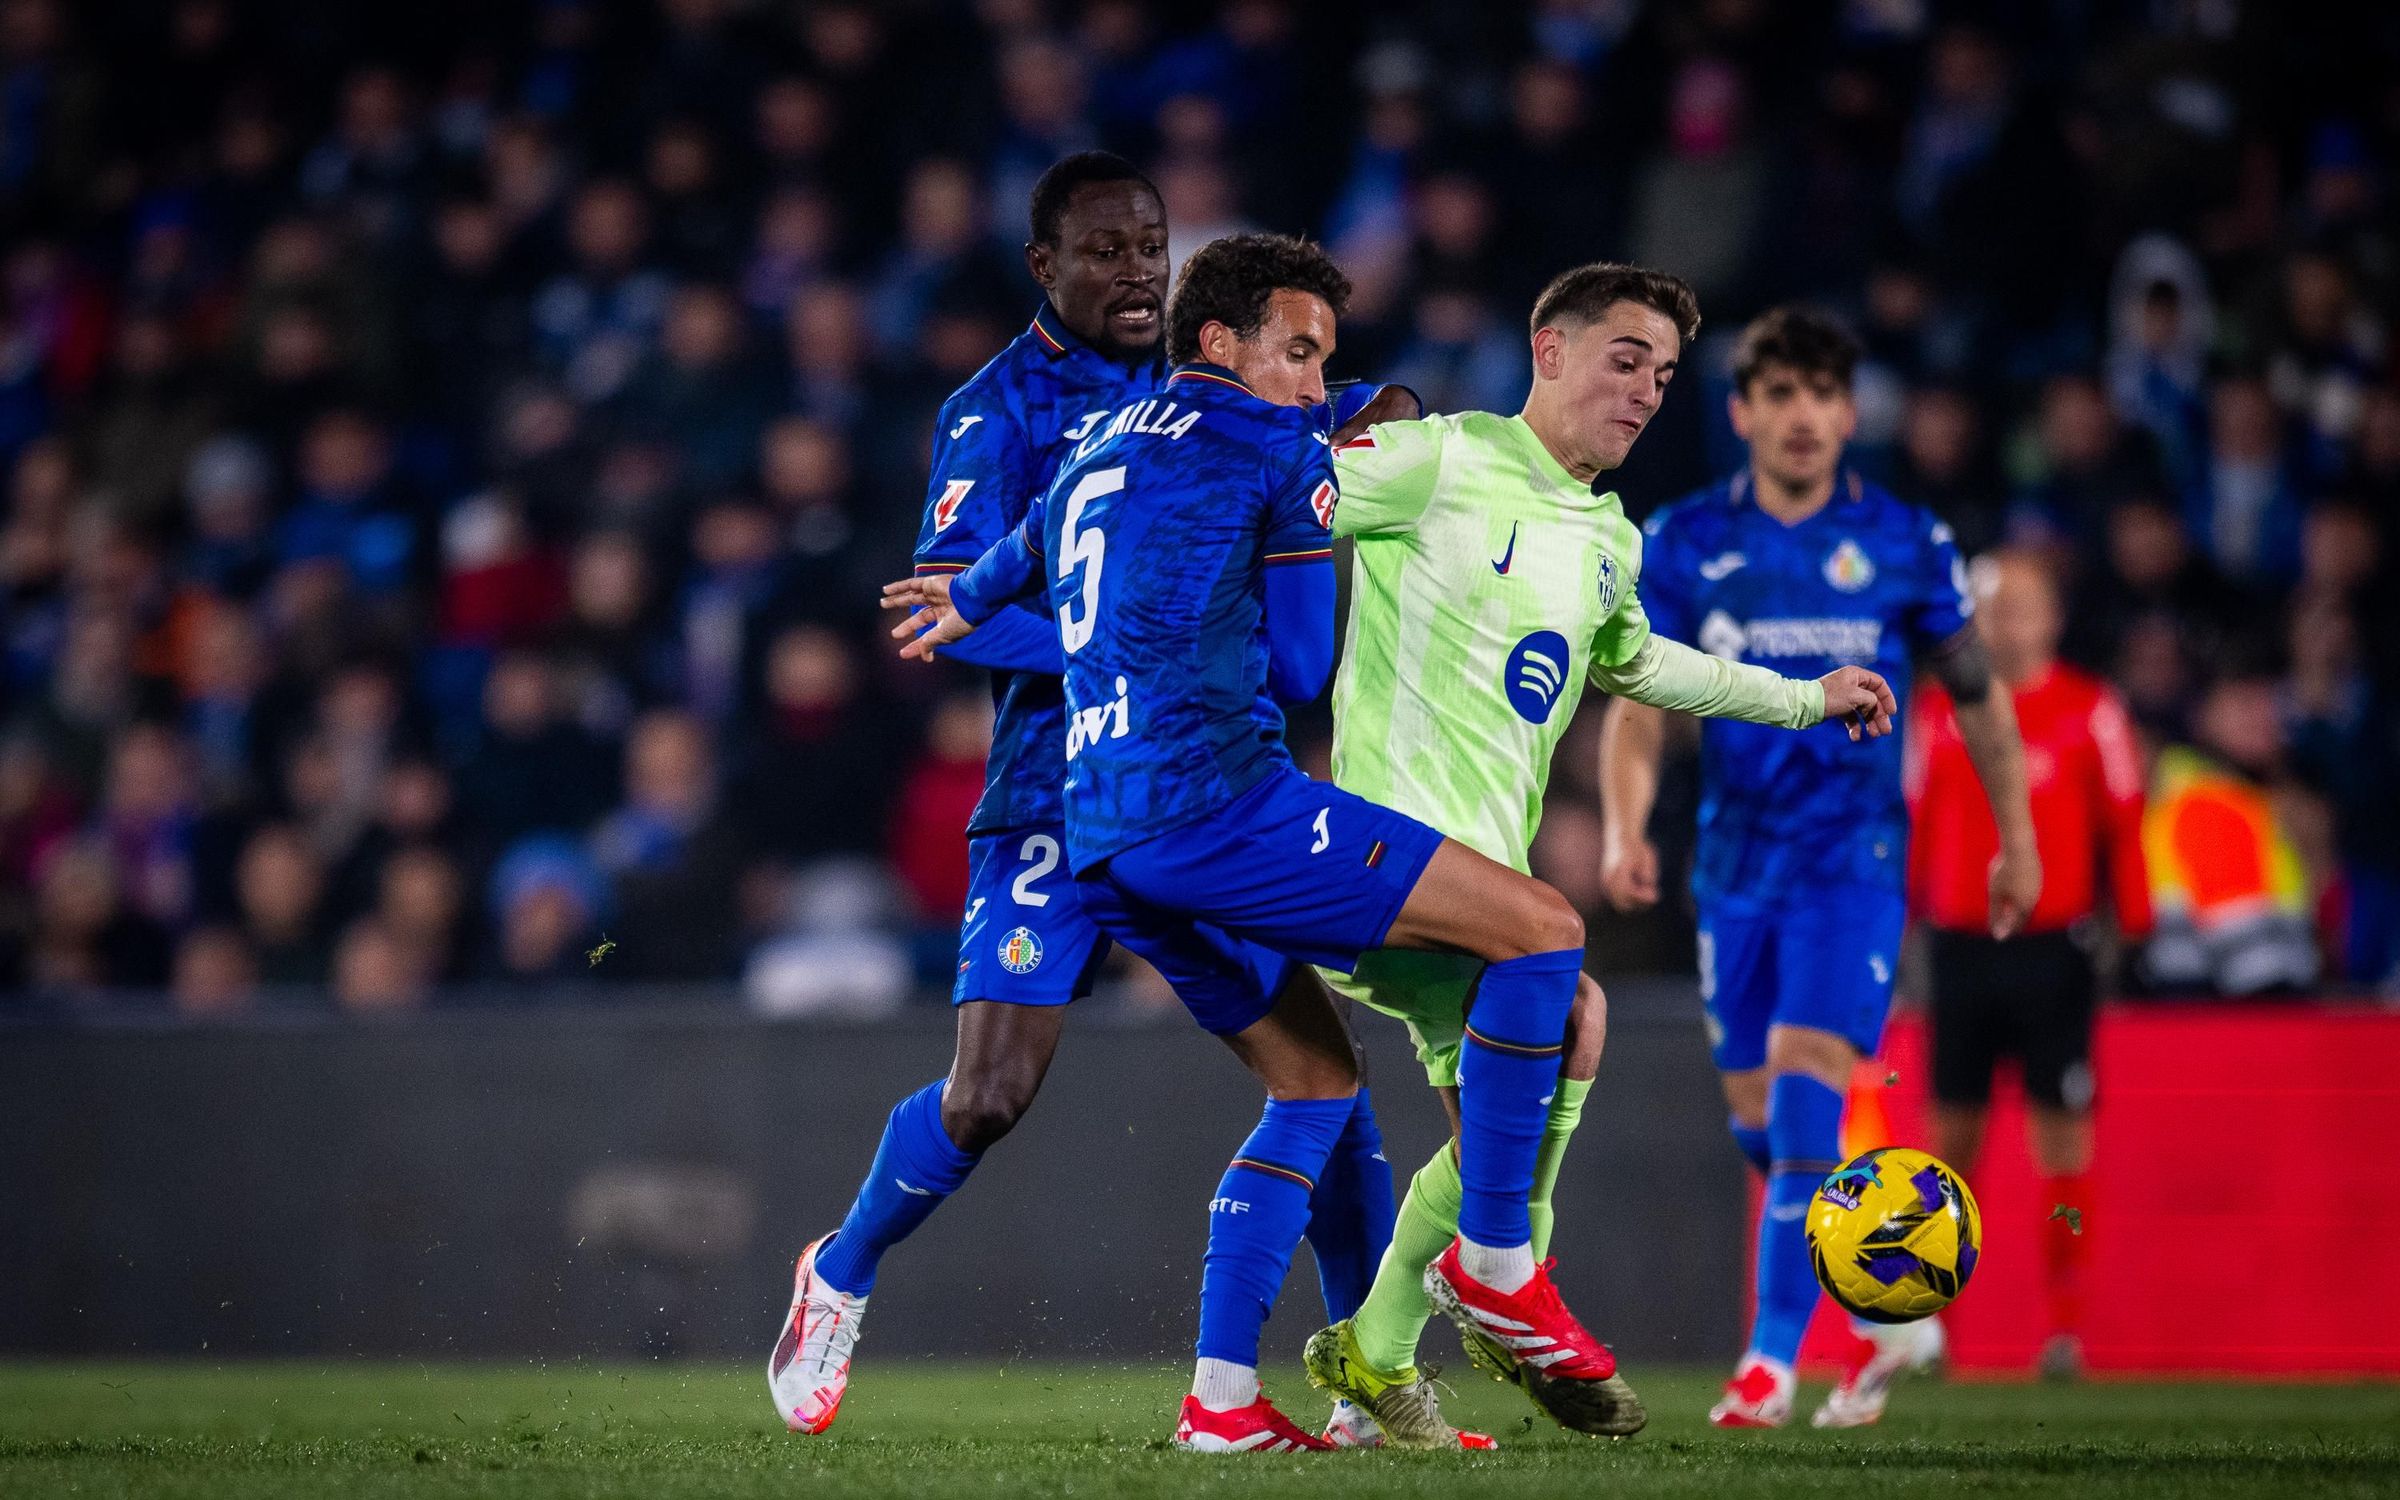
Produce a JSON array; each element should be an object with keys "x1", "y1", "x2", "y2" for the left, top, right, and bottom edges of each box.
[
  {"x1": 1813, "y1": 1316, "x2": 1945, "y2": 1429},
  {"x1": 1320, "y1": 1399, "x2": 1387, "y2": 1449},
  {"x1": 768, "y1": 1234, "x2": 868, "y2": 1433}
]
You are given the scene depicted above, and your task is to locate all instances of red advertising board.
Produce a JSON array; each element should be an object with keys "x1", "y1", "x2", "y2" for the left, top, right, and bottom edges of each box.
[{"x1": 1795, "y1": 1005, "x2": 2400, "y2": 1377}]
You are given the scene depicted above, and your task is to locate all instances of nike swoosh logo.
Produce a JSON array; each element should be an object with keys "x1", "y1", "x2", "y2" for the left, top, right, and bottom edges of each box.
[
  {"x1": 895, "y1": 1179, "x2": 936, "y2": 1197},
  {"x1": 1492, "y1": 522, "x2": 1518, "y2": 575}
]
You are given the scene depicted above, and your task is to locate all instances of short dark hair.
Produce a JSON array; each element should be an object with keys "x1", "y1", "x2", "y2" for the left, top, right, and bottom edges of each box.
[
  {"x1": 1028, "y1": 151, "x2": 1159, "y2": 247},
  {"x1": 1529, "y1": 262, "x2": 1701, "y2": 346},
  {"x1": 1165, "y1": 233, "x2": 1351, "y2": 366},
  {"x1": 1732, "y1": 305, "x2": 1861, "y2": 393}
]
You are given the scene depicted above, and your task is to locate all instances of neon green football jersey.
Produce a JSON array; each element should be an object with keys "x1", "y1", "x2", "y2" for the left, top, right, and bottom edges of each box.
[{"x1": 1328, "y1": 409, "x2": 1651, "y2": 874}]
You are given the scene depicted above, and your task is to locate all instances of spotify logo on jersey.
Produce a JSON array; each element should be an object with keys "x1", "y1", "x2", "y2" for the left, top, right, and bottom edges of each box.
[{"x1": 1504, "y1": 630, "x2": 1573, "y2": 724}]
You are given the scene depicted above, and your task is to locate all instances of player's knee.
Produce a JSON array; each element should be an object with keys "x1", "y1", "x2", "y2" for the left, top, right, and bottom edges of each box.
[
  {"x1": 1273, "y1": 1052, "x2": 1359, "y2": 1103},
  {"x1": 1562, "y1": 975, "x2": 1607, "y2": 1081},
  {"x1": 940, "y1": 1075, "x2": 1037, "y2": 1153},
  {"x1": 1509, "y1": 880, "x2": 1584, "y2": 958},
  {"x1": 1764, "y1": 1024, "x2": 1855, "y2": 1090}
]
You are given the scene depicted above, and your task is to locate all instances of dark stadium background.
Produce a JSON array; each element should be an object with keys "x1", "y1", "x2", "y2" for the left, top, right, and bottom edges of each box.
[{"x1": 2, "y1": 0, "x2": 2397, "y2": 1372}]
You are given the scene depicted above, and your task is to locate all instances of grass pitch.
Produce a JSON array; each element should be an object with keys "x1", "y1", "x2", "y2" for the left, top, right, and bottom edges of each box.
[{"x1": 3, "y1": 1360, "x2": 2395, "y2": 1499}]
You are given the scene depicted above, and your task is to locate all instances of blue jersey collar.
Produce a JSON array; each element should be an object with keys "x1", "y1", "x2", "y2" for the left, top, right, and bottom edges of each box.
[
  {"x1": 1167, "y1": 362, "x2": 1260, "y2": 399},
  {"x1": 1030, "y1": 301, "x2": 1166, "y2": 382},
  {"x1": 1728, "y1": 466, "x2": 1866, "y2": 509},
  {"x1": 1029, "y1": 301, "x2": 1084, "y2": 359}
]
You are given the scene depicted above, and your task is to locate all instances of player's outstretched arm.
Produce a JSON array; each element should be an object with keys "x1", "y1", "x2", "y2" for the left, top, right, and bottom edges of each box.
[
  {"x1": 1929, "y1": 626, "x2": 2043, "y2": 937},
  {"x1": 883, "y1": 572, "x2": 978, "y2": 660},
  {"x1": 1592, "y1": 634, "x2": 1896, "y2": 739},
  {"x1": 884, "y1": 514, "x2": 1052, "y2": 662}
]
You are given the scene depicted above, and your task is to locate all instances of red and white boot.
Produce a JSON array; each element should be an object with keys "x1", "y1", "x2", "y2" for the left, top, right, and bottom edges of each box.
[
  {"x1": 1424, "y1": 1241, "x2": 1646, "y2": 1436},
  {"x1": 767, "y1": 1234, "x2": 867, "y2": 1434},
  {"x1": 1814, "y1": 1317, "x2": 1945, "y2": 1428},
  {"x1": 1173, "y1": 1393, "x2": 1335, "y2": 1453},
  {"x1": 1708, "y1": 1354, "x2": 1796, "y2": 1428}
]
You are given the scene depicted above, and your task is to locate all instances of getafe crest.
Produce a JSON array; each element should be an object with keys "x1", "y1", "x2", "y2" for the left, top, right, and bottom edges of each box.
[
  {"x1": 1824, "y1": 538, "x2": 1876, "y2": 592},
  {"x1": 998, "y1": 927, "x2": 1043, "y2": 974}
]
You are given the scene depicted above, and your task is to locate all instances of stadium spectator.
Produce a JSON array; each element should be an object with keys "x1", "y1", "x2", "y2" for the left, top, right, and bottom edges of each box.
[
  {"x1": 533, "y1": 179, "x2": 672, "y2": 405},
  {"x1": 2142, "y1": 674, "x2": 2323, "y2": 995},
  {"x1": 733, "y1": 623, "x2": 902, "y2": 864},
  {"x1": 331, "y1": 914, "x2": 428, "y2": 1014},
  {"x1": 2010, "y1": 374, "x2": 2167, "y2": 552},
  {"x1": 2188, "y1": 376, "x2": 2304, "y2": 586},
  {"x1": 455, "y1": 651, "x2": 613, "y2": 856},
  {"x1": 591, "y1": 708, "x2": 748, "y2": 981},
  {"x1": 484, "y1": 834, "x2": 607, "y2": 988},
  {"x1": 885, "y1": 689, "x2": 991, "y2": 935},
  {"x1": 170, "y1": 925, "x2": 259, "y2": 1019},
  {"x1": 19, "y1": 836, "x2": 173, "y2": 997},
  {"x1": 233, "y1": 823, "x2": 330, "y2": 989},
  {"x1": 619, "y1": 282, "x2": 769, "y2": 494}
]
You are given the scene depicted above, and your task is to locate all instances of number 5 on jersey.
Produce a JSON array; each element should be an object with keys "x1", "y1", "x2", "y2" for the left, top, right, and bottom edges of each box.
[{"x1": 1056, "y1": 466, "x2": 1124, "y2": 653}]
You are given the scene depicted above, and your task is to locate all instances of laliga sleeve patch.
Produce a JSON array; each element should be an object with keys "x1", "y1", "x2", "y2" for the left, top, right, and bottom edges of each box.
[
  {"x1": 1310, "y1": 480, "x2": 1337, "y2": 529},
  {"x1": 932, "y1": 479, "x2": 974, "y2": 531}
]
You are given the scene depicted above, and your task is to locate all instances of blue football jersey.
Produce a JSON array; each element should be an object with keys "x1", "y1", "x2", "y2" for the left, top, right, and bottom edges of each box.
[
  {"x1": 1640, "y1": 468, "x2": 1973, "y2": 899},
  {"x1": 1029, "y1": 364, "x2": 1337, "y2": 870},
  {"x1": 913, "y1": 304, "x2": 1164, "y2": 836}
]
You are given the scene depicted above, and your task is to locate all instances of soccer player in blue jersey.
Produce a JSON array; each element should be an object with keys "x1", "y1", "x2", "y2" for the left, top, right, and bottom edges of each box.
[
  {"x1": 1598, "y1": 307, "x2": 2041, "y2": 1430},
  {"x1": 769, "y1": 159, "x2": 1395, "y2": 1445},
  {"x1": 895, "y1": 240, "x2": 1902, "y2": 1451}
]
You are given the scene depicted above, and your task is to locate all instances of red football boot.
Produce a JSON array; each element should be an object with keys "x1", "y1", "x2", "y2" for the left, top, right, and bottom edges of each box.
[
  {"x1": 1173, "y1": 1393, "x2": 1336, "y2": 1453},
  {"x1": 1424, "y1": 1241, "x2": 1646, "y2": 1436}
]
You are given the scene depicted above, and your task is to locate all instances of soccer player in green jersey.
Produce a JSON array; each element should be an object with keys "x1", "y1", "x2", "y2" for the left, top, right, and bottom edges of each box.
[{"x1": 1303, "y1": 263, "x2": 1899, "y2": 1446}]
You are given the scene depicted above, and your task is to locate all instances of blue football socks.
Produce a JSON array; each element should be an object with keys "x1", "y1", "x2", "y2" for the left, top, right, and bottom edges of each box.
[
  {"x1": 1730, "y1": 1118, "x2": 1772, "y2": 1175},
  {"x1": 1303, "y1": 1087, "x2": 1396, "y2": 1323},
  {"x1": 1195, "y1": 1094, "x2": 1356, "y2": 1365},
  {"x1": 1455, "y1": 948, "x2": 1583, "y2": 1249},
  {"x1": 1749, "y1": 1071, "x2": 1845, "y2": 1366},
  {"x1": 813, "y1": 1079, "x2": 979, "y2": 1297}
]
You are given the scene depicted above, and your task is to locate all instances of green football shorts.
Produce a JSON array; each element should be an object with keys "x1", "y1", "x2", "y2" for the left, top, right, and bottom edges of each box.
[{"x1": 1321, "y1": 948, "x2": 1485, "y2": 1089}]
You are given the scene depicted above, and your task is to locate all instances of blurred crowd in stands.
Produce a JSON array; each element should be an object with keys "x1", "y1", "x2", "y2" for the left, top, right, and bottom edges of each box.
[{"x1": 1, "y1": 0, "x2": 2396, "y2": 1018}]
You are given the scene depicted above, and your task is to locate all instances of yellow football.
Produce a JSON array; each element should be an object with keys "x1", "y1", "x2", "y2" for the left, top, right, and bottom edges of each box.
[{"x1": 1805, "y1": 1146, "x2": 1983, "y2": 1323}]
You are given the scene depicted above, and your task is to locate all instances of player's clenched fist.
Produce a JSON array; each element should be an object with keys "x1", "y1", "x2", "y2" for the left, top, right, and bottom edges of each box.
[
  {"x1": 1818, "y1": 666, "x2": 1897, "y2": 741},
  {"x1": 881, "y1": 572, "x2": 977, "y2": 661},
  {"x1": 1599, "y1": 831, "x2": 1661, "y2": 913}
]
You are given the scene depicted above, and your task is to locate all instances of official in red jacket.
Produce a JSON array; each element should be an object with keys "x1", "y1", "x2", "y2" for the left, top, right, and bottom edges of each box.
[{"x1": 1906, "y1": 549, "x2": 2152, "y2": 1379}]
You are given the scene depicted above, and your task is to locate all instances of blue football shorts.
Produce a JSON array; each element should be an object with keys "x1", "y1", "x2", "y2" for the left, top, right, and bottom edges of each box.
[
  {"x1": 1078, "y1": 767, "x2": 1446, "y2": 1035},
  {"x1": 951, "y1": 825, "x2": 1112, "y2": 1007},
  {"x1": 1695, "y1": 884, "x2": 1908, "y2": 1072}
]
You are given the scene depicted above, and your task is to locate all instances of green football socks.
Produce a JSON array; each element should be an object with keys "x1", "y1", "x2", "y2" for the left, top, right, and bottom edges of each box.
[{"x1": 1349, "y1": 1077, "x2": 1592, "y2": 1373}]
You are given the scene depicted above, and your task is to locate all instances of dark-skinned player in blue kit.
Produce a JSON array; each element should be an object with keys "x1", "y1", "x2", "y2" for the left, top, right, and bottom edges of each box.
[
  {"x1": 770, "y1": 160, "x2": 1398, "y2": 1450},
  {"x1": 892, "y1": 236, "x2": 1900, "y2": 1451}
]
